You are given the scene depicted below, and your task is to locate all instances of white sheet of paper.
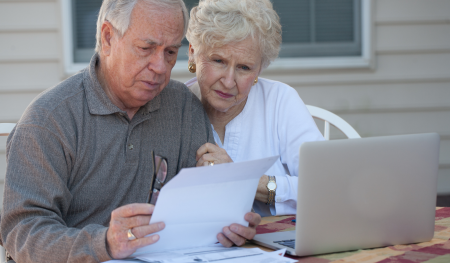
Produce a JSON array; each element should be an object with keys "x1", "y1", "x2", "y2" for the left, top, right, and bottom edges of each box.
[
  {"x1": 134, "y1": 246, "x2": 296, "y2": 263},
  {"x1": 132, "y1": 156, "x2": 279, "y2": 256}
]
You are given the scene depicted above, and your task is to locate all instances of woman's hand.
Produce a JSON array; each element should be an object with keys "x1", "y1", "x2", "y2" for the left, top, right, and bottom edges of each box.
[
  {"x1": 255, "y1": 175, "x2": 270, "y2": 203},
  {"x1": 196, "y1": 143, "x2": 233, "y2": 167}
]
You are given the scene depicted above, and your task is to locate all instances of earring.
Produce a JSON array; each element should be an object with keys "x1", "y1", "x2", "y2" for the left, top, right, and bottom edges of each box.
[
  {"x1": 188, "y1": 62, "x2": 196, "y2": 73},
  {"x1": 253, "y1": 77, "x2": 258, "y2": 85}
]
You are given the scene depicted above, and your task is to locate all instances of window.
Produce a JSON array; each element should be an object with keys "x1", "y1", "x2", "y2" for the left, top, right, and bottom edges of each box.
[
  {"x1": 274, "y1": 0, "x2": 362, "y2": 58},
  {"x1": 62, "y1": 0, "x2": 371, "y2": 74},
  {"x1": 72, "y1": 0, "x2": 102, "y2": 63}
]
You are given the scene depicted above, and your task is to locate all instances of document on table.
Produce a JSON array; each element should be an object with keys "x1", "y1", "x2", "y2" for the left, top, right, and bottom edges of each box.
[
  {"x1": 136, "y1": 246, "x2": 296, "y2": 263},
  {"x1": 104, "y1": 246, "x2": 296, "y2": 263},
  {"x1": 132, "y1": 156, "x2": 279, "y2": 256}
]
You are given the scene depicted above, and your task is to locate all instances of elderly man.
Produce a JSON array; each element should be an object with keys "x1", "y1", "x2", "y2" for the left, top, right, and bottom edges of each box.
[{"x1": 0, "y1": 0, "x2": 261, "y2": 262}]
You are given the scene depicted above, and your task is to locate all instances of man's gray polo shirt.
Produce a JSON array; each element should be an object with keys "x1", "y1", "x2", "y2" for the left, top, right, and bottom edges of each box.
[{"x1": 0, "y1": 54, "x2": 214, "y2": 262}]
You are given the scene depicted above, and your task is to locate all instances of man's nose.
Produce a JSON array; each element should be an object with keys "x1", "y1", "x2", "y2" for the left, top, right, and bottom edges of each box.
[
  {"x1": 148, "y1": 50, "x2": 167, "y2": 75},
  {"x1": 221, "y1": 68, "x2": 236, "y2": 89}
]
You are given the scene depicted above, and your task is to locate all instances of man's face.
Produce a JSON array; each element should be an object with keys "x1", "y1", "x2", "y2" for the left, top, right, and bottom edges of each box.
[{"x1": 104, "y1": 1, "x2": 184, "y2": 110}]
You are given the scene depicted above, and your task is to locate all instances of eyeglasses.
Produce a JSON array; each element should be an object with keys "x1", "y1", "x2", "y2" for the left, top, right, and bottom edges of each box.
[{"x1": 148, "y1": 153, "x2": 168, "y2": 205}]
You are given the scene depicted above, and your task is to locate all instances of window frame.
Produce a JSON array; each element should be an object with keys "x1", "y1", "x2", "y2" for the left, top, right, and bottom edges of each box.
[
  {"x1": 61, "y1": 0, "x2": 373, "y2": 75},
  {"x1": 264, "y1": 0, "x2": 374, "y2": 71}
]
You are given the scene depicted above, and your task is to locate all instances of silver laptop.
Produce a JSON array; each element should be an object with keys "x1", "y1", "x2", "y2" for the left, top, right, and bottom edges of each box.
[{"x1": 252, "y1": 133, "x2": 440, "y2": 256}]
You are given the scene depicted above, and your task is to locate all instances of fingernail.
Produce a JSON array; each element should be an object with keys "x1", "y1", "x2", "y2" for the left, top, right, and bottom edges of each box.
[
  {"x1": 158, "y1": 222, "x2": 165, "y2": 229},
  {"x1": 247, "y1": 213, "x2": 253, "y2": 221},
  {"x1": 152, "y1": 235, "x2": 159, "y2": 242},
  {"x1": 225, "y1": 228, "x2": 232, "y2": 234},
  {"x1": 231, "y1": 225, "x2": 238, "y2": 232}
]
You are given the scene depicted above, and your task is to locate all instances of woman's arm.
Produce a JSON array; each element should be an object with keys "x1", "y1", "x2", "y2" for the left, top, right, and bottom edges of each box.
[{"x1": 270, "y1": 83, "x2": 324, "y2": 216}]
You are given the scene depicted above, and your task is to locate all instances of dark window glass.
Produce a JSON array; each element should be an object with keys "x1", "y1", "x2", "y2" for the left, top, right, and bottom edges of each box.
[
  {"x1": 273, "y1": 0, "x2": 361, "y2": 57},
  {"x1": 71, "y1": 0, "x2": 361, "y2": 63}
]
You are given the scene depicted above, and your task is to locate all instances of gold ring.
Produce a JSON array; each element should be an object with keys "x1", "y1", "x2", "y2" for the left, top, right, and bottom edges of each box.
[
  {"x1": 208, "y1": 161, "x2": 215, "y2": 166},
  {"x1": 127, "y1": 228, "x2": 137, "y2": 241}
]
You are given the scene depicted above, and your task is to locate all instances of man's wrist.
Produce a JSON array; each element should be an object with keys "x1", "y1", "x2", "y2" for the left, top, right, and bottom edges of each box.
[{"x1": 97, "y1": 227, "x2": 114, "y2": 261}]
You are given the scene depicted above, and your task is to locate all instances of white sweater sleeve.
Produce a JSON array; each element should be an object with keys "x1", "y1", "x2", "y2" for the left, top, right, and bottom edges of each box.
[
  {"x1": 271, "y1": 84, "x2": 324, "y2": 216},
  {"x1": 273, "y1": 175, "x2": 298, "y2": 215}
]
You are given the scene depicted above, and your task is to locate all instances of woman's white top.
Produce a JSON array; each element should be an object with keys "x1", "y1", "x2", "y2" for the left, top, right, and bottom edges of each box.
[{"x1": 185, "y1": 77, "x2": 324, "y2": 216}]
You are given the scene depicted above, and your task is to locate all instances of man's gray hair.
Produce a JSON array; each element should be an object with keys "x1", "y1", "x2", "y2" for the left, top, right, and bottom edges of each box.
[
  {"x1": 186, "y1": 0, "x2": 282, "y2": 69},
  {"x1": 95, "y1": 0, "x2": 189, "y2": 52}
]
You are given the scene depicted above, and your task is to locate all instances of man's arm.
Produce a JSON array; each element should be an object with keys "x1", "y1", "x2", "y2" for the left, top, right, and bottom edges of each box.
[
  {"x1": 1, "y1": 124, "x2": 113, "y2": 262},
  {"x1": 2, "y1": 124, "x2": 166, "y2": 262}
]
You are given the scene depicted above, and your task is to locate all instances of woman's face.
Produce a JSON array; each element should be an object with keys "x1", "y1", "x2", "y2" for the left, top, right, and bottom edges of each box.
[{"x1": 191, "y1": 37, "x2": 262, "y2": 113}]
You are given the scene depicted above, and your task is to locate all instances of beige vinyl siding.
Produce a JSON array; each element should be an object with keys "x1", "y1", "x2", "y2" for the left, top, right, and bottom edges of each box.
[
  {"x1": 0, "y1": 0, "x2": 63, "y2": 206},
  {"x1": 0, "y1": 1, "x2": 59, "y2": 31},
  {"x1": 0, "y1": 137, "x2": 5, "y2": 206},
  {"x1": 0, "y1": 32, "x2": 60, "y2": 61}
]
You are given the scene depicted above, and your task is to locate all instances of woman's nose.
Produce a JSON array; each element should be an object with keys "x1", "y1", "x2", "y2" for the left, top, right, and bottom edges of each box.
[{"x1": 221, "y1": 68, "x2": 236, "y2": 89}]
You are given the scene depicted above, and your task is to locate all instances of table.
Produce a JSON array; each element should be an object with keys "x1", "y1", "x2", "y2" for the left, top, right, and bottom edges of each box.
[{"x1": 249, "y1": 207, "x2": 450, "y2": 263}]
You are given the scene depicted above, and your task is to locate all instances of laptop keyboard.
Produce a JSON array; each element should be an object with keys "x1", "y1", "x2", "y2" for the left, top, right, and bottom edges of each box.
[{"x1": 274, "y1": 239, "x2": 295, "y2": 249}]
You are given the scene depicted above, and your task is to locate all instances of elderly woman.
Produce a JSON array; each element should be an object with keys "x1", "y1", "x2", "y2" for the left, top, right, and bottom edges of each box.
[{"x1": 186, "y1": 0, "x2": 324, "y2": 217}]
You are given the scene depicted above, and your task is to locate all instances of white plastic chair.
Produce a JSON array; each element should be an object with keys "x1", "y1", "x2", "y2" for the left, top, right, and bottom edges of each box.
[
  {"x1": 306, "y1": 105, "x2": 360, "y2": 140},
  {"x1": 0, "y1": 123, "x2": 16, "y2": 137}
]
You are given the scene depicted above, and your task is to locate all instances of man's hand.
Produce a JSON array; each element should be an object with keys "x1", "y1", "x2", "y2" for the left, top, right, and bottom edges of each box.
[
  {"x1": 217, "y1": 212, "x2": 261, "y2": 247},
  {"x1": 106, "y1": 203, "x2": 165, "y2": 259},
  {"x1": 196, "y1": 143, "x2": 233, "y2": 167}
]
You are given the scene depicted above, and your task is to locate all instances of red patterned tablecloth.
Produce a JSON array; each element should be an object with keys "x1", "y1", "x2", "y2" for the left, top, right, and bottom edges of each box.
[{"x1": 255, "y1": 207, "x2": 450, "y2": 263}]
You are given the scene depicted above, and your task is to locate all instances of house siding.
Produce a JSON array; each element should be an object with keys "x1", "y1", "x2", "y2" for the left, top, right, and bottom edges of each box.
[{"x1": 0, "y1": 0, "x2": 64, "y2": 207}]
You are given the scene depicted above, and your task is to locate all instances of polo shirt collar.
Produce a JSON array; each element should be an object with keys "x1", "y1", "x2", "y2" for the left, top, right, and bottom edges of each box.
[{"x1": 84, "y1": 53, "x2": 160, "y2": 116}]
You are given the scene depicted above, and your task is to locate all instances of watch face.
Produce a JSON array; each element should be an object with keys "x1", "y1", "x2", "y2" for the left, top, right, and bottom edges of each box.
[{"x1": 267, "y1": 181, "x2": 277, "y2": 191}]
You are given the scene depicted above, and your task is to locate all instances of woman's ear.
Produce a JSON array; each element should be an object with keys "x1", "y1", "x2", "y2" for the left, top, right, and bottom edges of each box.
[
  {"x1": 100, "y1": 21, "x2": 115, "y2": 56},
  {"x1": 188, "y1": 43, "x2": 195, "y2": 62}
]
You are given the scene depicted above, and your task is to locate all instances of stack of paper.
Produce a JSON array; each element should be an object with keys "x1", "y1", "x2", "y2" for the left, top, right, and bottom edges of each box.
[{"x1": 110, "y1": 246, "x2": 296, "y2": 262}]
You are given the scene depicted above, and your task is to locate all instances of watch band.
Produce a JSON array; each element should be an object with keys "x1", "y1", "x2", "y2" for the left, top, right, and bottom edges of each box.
[{"x1": 266, "y1": 176, "x2": 276, "y2": 205}]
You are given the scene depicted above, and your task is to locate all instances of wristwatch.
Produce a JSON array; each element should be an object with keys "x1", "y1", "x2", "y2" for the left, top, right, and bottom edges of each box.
[{"x1": 266, "y1": 176, "x2": 277, "y2": 205}]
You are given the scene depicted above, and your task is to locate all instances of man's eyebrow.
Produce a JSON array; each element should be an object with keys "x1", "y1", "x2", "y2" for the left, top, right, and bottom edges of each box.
[
  {"x1": 172, "y1": 43, "x2": 183, "y2": 48},
  {"x1": 144, "y1": 39, "x2": 182, "y2": 49}
]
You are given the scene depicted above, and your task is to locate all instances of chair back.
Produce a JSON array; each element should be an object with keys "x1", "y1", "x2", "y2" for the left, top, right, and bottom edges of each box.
[
  {"x1": 306, "y1": 105, "x2": 360, "y2": 140},
  {"x1": 0, "y1": 123, "x2": 15, "y2": 259}
]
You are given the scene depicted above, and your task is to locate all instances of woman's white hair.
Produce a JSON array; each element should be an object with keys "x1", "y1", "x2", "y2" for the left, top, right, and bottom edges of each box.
[
  {"x1": 95, "y1": 0, "x2": 189, "y2": 52},
  {"x1": 186, "y1": 0, "x2": 282, "y2": 69}
]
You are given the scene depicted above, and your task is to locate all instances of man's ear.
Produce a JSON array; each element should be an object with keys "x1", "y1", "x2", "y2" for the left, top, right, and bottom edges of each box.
[{"x1": 100, "y1": 21, "x2": 115, "y2": 56}]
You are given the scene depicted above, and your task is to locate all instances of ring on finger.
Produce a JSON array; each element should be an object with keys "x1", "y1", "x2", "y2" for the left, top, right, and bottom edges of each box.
[
  {"x1": 208, "y1": 161, "x2": 215, "y2": 166},
  {"x1": 127, "y1": 228, "x2": 137, "y2": 241}
]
